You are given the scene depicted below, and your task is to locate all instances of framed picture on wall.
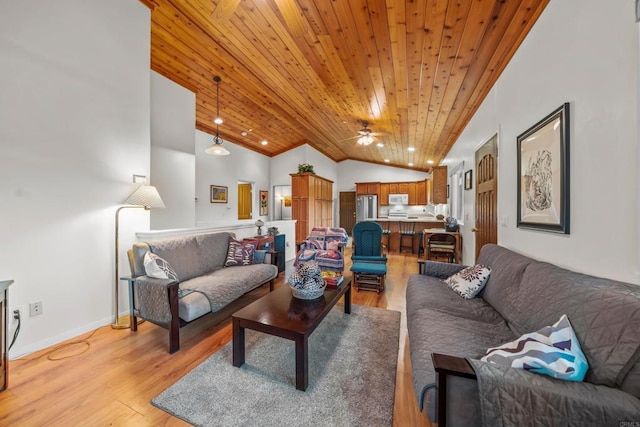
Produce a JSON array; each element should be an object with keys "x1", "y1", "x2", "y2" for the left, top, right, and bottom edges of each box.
[
  {"x1": 517, "y1": 103, "x2": 570, "y2": 234},
  {"x1": 464, "y1": 170, "x2": 473, "y2": 190},
  {"x1": 210, "y1": 185, "x2": 228, "y2": 203},
  {"x1": 260, "y1": 190, "x2": 268, "y2": 215}
]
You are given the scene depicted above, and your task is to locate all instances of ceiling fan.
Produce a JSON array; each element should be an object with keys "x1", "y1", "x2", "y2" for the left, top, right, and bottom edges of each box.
[{"x1": 342, "y1": 121, "x2": 380, "y2": 146}]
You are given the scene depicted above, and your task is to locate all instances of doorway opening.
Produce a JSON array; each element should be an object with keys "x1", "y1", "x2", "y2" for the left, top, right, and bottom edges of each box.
[
  {"x1": 272, "y1": 185, "x2": 292, "y2": 221},
  {"x1": 238, "y1": 181, "x2": 252, "y2": 220}
]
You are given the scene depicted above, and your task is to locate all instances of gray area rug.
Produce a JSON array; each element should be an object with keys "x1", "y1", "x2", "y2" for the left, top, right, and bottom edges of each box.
[{"x1": 152, "y1": 304, "x2": 401, "y2": 427}]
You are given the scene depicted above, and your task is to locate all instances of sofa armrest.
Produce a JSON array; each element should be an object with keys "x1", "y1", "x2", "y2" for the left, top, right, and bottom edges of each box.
[
  {"x1": 420, "y1": 260, "x2": 467, "y2": 279},
  {"x1": 432, "y1": 353, "x2": 477, "y2": 427},
  {"x1": 132, "y1": 276, "x2": 178, "y2": 325}
]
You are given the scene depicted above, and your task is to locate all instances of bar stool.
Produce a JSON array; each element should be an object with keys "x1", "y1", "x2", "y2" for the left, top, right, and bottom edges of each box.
[
  {"x1": 381, "y1": 225, "x2": 391, "y2": 248},
  {"x1": 399, "y1": 221, "x2": 415, "y2": 253},
  {"x1": 417, "y1": 230, "x2": 425, "y2": 257}
]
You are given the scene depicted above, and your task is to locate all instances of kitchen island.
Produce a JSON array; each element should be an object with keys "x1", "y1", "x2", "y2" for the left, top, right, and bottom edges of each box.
[{"x1": 367, "y1": 217, "x2": 446, "y2": 255}]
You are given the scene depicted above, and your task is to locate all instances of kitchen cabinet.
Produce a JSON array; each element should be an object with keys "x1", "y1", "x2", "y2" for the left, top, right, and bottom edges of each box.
[
  {"x1": 379, "y1": 183, "x2": 389, "y2": 205},
  {"x1": 416, "y1": 180, "x2": 428, "y2": 205},
  {"x1": 356, "y1": 182, "x2": 380, "y2": 195},
  {"x1": 407, "y1": 182, "x2": 417, "y2": 205},
  {"x1": 291, "y1": 173, "x2": 334, "y2": 243},
  {"x1": 398, "y1": 182, "x2": 409, "y2": 194},
  {"x1": 431, "y1": 166, "x2": 448, "y2": 204},
  {"x1": 389, "y1": 183, "x2": 398, "y2": 194}
]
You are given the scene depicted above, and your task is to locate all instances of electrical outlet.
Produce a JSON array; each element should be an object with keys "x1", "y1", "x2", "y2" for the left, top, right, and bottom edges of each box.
[{"x1": 29, "y1": 301, "x2": 43, "y2": 317}]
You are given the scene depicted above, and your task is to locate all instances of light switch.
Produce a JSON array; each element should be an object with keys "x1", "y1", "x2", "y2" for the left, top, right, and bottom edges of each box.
[{"x1": 501, "y1": 215, "x2": 508, "y2": 227}]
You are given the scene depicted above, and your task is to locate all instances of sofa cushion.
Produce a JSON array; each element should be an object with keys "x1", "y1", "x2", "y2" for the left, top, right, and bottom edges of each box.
[
  {"x1": 445, "y1": 265, "x2": 491, "y2": 299},
  {"x1": 147, "y1": 236, "x2": 203, "y2": 282},
  {"x1": 143, "y1": 252, "x2": 178, "y2": 282},
  {"x1": 181, "y1": 263, "x2": 277, "y2": 312},
  {"x1": 195, "y1": 232, "x2": 235, "y2": 272},
  {"x1": 407, "y1": 275, "x2": 504, "y2": 325},
  {"x1": 406, "y1": 277, "x2": 515, "y2": 412},
  {"x1": 224, "y1": 238, "x2": 255, "y2": 267},
  {"x1": 476, "y1": 244, "x2": 535, "y2": 331},
  {"x1": 407, "y1": 305, "x2": 515, "y2": 412},
  {"x1": 482, "y1": 314, "x2": 589, "y2": 381},
  {"x1": 507, "y1": 261, "x2": 640, "y2": 388}
]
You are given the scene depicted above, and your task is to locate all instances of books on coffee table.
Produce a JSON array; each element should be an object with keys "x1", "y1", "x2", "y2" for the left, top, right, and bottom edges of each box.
[{"x1": 322, "y1": 271, "x2": 344, "y2": 288}]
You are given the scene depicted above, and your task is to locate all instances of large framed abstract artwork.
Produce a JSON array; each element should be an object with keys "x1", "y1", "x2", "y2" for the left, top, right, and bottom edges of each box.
[{"x1": 517, "y1": 103, "x2": 570, "y2": 234}]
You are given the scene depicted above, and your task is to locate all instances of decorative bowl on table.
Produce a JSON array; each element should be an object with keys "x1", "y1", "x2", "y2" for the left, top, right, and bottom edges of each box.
[{"x1": 288, "y1": 261, "x2": 326, "y2": 300}]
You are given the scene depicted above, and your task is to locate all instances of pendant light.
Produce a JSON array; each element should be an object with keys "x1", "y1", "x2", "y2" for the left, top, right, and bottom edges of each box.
[{"x1": 205, "y1": 76, "x2": 230, "y2": 156}]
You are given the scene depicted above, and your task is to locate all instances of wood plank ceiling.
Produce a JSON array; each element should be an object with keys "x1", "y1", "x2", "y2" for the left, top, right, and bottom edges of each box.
[{"x1": 145, "y1": 0, "x2": 549, "y2": 172}]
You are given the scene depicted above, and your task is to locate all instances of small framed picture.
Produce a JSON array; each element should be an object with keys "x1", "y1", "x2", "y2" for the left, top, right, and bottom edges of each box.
[
  {"x1": 464, "y1": 170, "x2": 473, "y2": 190},
  {"x1": 210, "y1": 185, "x2": 228, "y2": 203},
  {"x1": 259, "y1": 190, "x2": 268, "y2": 215}
]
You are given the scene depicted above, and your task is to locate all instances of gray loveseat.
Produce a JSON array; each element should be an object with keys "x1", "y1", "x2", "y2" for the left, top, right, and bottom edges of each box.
[
  {"x1": 407, "y1": 244, "x2": 640, "y2": 426},
  {"x1": 128, "y1": 232, "x2": 278, "y2": 353}
]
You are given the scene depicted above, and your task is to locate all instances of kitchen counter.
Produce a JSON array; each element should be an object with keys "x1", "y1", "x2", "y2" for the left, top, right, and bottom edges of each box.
[
  {"x1": 364, "y1": 218, "x2": 447, "y2": 254},
  {"x1": 368, "y1": 217, "x2": 445, "y2": 222}
]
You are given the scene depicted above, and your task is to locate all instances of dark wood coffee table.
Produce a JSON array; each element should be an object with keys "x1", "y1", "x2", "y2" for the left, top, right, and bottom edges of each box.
[{"x1": 232, "y1": 276, "x2": 352, "y2": 391}]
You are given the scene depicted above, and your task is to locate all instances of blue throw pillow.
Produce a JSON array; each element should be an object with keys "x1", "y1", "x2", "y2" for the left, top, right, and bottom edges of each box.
[
  {"x1": 253, "y1": 249, "x2": 268, "y2": 264},
  {"x1": 481, "y1": 314, "x2": 589, "y2": 381}
]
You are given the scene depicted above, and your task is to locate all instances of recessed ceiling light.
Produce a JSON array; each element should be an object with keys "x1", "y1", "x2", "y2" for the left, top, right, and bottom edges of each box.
[
  {"x1": 427, "y1": 160, "x2": 434, "y2": 164},
  {"x1": 261, "y1": 140, "x2": 268, "y2": 146},
  {"x1": 408, "y1": 162, "x2": 414, "y2": 167},
  {"x1": 241, "y1": 131, "x2": 248, "y2": 137},
  {"x1": 408, "y1": 147, "x2": 415, "y2": 152},
  {"x1": 376, "y1": 143, "x2": 384, "y2": 147},
  {"x1": 384, "y1": 159, "x2": 390, "y2": 163}
]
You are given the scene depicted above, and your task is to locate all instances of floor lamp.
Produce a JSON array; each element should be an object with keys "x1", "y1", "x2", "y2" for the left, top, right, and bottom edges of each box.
[{"x1": 113, "y1": 185, "x2": 165, "y2": 329}]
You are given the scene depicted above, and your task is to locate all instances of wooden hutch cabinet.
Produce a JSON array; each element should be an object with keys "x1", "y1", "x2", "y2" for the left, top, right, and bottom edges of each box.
[{"x1": 291, "y1": 173, "x2": 333, "y2": 243}]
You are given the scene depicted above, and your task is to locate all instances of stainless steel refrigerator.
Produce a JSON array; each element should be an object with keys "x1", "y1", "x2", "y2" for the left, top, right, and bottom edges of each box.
[{"x1": 356, "y1": 195, "x2": 378, "y2": 222}]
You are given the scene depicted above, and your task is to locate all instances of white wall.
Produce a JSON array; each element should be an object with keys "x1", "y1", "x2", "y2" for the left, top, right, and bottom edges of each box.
[
  {"x1": 444, "y1": 0, "x2": 639, "y2": 284},
  {"x1": 150, "y1": 72, "x2": 196, "y2": 230},
  {"x1": 196, "y1": 131, "x2": 271, "y2": 226},
  {"x1": 0, "y1": 1, "x2": 151, "y2": 356},
  {"x1": 337, "y1": 160, "x2": 429, "y2": 192}
]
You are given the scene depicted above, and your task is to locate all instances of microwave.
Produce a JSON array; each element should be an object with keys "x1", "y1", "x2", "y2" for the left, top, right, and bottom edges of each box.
[{"x1": 388, "y1": 194, "x2": 409, "y2": 204}]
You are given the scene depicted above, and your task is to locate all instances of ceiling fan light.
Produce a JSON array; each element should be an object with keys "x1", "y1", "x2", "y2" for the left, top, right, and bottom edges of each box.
[{"x1": 357, "y1": 135, "x2": 374, "y2": 146}]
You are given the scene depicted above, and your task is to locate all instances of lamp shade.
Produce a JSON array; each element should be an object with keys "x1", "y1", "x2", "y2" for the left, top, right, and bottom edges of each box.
[
  {"x1": 122, "y1": 185, "x2": 166, "y2": 208},
  {"x1": 205, "y1": 144, "x2": 230, "y2": 156}
]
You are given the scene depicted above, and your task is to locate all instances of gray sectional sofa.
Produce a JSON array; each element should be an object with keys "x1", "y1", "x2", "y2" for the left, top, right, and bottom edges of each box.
[
  {"x1": 407, "y1": 244, "x2": 640, "y2": 426},
  {"x1": 128, "y1": 231, "x2": 278, "y2": 353}
]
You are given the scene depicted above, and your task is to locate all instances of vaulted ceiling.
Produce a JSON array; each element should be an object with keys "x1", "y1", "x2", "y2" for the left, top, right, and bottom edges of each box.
[{"x1": 143, "y1": 0, "x2": 549, "y2": 171}]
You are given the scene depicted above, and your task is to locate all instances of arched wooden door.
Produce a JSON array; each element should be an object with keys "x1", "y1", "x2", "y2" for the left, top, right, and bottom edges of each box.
[{"x1": 474, "y1": 134, "x2": 498, "y2": 259}]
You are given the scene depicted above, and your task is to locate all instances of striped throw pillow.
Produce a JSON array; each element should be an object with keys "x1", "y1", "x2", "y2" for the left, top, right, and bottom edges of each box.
[{"x1": 481, "y1": 314, "x2": 589, "y2": 381}]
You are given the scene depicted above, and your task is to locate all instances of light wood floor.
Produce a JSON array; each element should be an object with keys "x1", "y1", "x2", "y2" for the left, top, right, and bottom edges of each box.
[{"x1": 1, "y1": 248, "x2": 431, "y2": 427}]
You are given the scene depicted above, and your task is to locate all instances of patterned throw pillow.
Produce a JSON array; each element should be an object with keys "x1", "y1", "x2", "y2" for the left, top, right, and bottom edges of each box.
[
  {"x1": 143, "y1": 252, "x2": 178, "y2": 282},
  {"x1": 444, "y1": 264, "x2": 491, "y2": 299},
  {"x1": 224, "y1": 238, "x2": 255, "y2": 267},
  {"x1": 481, "y1": 315, "x2": 589, "y2": 381}
]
